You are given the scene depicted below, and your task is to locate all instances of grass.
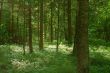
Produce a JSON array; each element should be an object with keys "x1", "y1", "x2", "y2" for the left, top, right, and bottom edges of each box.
[{"x1": 0, "y1": 44, "x2": 110, "y2": 73}]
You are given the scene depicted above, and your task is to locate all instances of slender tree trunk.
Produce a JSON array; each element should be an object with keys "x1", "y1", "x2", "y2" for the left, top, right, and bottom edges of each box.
[
  {"x1": 56, "y1": 3, "x2": 60, "y2": 52},
  {"x1": 74, "y1": 0, "x2": 89, "y2": 73},
  {"x1": 50, "y1": 1, "x2": 53, "y2": 43},
  {"x1": 0, "y1": 1, "x2": 2, "y2": 25},
  {"x1": 0, "y1": 1, "x2": 2, "y2": 43},
  {"x1": 23, "y1": 1, "x2": 26, "y2": 55},
  {"x1": 28, "y1": 6, "x2": 33, "y2": 53},
  {"x1": 39, "y1": 0, "x2": 44, "y2": 50},
  {"x1": 43, "y1": 1, "x2": 47, "y2": 40},
  {"x1": 67, "y1": 0, "x2": 72, "y2": 45},
  {"x1": 63, "y1": 0, "x2": 67, "y2": 41},
  {"x1": 8, "y1": 1, "x2": 14, "y2": 43},
  {"x1": 38, "y1": 0, "x2": 40, "y2": 43}
]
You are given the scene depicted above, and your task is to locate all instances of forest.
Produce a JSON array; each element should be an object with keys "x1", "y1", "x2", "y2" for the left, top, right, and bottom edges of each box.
[{"x1": 0, "y1": 0, "x2": 110, "y2": 73}]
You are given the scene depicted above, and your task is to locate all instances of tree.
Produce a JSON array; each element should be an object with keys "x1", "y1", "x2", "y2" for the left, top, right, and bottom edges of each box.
[
  {"x1": 28, "y1": 4, "x2": 33, "y2": 53},
  {"x1": 50, "y1": 1, "x2": 53, "y2": 43},
  {"x1": 74, "y1": 0, "x2": 89, "y2": 73},
  {"x1": 39, "y1": 0, "x2": 44, "y2": 50},
  {"x1": 0, "y1": 1, "x2": 2, "y2": 25},
  {"x1": 56, "y1": 1, "x2": 60, "y2": 52},
  {"x1": 8, "y1": 0, "x2": 14, "y2": 43},
  {"x1": 23, "y1": 0, "x2": 26, "y2": 55},
  {"x1": 0, "y1": 0, "x2": 2, "y2": 44},
  {"x1": 67, "y1": 0, "x2": 72, "y2": 45}
]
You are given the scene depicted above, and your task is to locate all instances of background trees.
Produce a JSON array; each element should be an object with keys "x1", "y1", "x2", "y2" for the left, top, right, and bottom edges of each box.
[{"x1": 0, "y1": 0, "x2": 110, "y2": 73}]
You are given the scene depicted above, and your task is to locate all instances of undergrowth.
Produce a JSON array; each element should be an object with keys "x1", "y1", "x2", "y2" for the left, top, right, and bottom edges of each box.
[{"x1": 0, "y1": 45, "x2": 110, "y2": 73}]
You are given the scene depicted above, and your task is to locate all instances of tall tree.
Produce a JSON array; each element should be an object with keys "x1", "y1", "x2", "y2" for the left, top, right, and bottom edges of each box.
[
  {"x1": 67, "y1": 0, "x2": 72, "y2": 45},
  {"x1": 39, "y1": 0, "x2": 44, "y2": 50},
  {"x1": 50, "y1": 1, "x2": 53, "y2": 43},
  {"x1": 28, "y1": 4, "x2": 33, "y2": 53},
  {"x1": 8, "y1": 0, "x2": 14, "y2": 43},
  {"x1": 23, "y1": 0, "x2": 26, "y2": 55},
  {"x1": 56, "y1": 1, "x2": 60, "y2": 52},
  {"x1": 38, "y1": 0, "x2": 40, "y2": 43},
  {"x1": 74, "y1": 0, "x2": 89, "y2": 73},
  {"x1": 0, "y1": 0, "x2": 3, "y2": 43},
  {"x1": 0, "y1": 1, "x2": 2, "y2": 25}
]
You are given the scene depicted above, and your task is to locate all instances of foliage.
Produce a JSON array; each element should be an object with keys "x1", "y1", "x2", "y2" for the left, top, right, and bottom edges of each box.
[
  {"x1": 0, "y1": 0, "x2": 110, "y2": 73},
  {"x1": 0, "y1": 45, "x2": 110, "y2": 73}
]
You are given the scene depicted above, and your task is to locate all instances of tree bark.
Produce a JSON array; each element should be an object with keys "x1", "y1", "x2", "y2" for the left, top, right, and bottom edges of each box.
[
  {"x1": 28, "y1": 6, "x2": 33, "y2": 53},
  {"x1": 67, "y1": 0, "x2": 72, "y2": 45},
  {"x1": 74, "y1": 0, "x2": 89, "y2": 73},
  {"x1": 56, "y1": 2, "x2": 60, "y2": 52},
  {"x1": 0, "y1": 0, "x2": 2, "y2": 43},
  {"x1": 0, "y1": 1, "x2": 2, "y2": 25},
  {"x1": 39, "y1": 0, "x2": 44, "y2": 50},
  {"x1": 50, "y1": 2, "x2": 53, "y2": 43}
]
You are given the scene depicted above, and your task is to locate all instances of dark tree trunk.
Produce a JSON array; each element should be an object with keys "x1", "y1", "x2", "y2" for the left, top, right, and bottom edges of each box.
[
  {"x1": 8, "y1": 1, "x2": 14, "y2": 43},
  {"x1": 50, "y1": 2, "x2": 53, "y2": 43},
  {"x1": 74, "y1": 0, "x2": 89, "y2": 73},
  {"x1": 56, "y1": 3, "x2": 60, "y2": 52},
  {"x1": 39, "y1": 0, "x2": 44, "y2": 50},
  {"x1": 67, "y1": 0, "x2": 72, "y2": 45},
  {"x1": 63, "y1": 0, "x2": 67, "y2": 42},
  {"x1": 38, "y1": 0, "x2": 40, "y2": 43},
  {"x1": 43, "y1": 1, "x2": 47, "y2": 40},
  {"x1": 0, "y1": 1, "x2": 2, "y2": 25},
  {"x1": 0, "y1": 0, "x2": 2, "y2": 43},
  {"x1": 23, "y1": 1, "x2": 26, "y2": 55},
  {"x1": 28, "y1": 6, "x2": 33, "y2": 53}
]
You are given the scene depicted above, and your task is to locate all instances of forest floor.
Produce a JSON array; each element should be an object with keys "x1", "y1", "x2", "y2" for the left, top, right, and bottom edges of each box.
[{"x1": 0, "y1": 44, "x2": 110, "y2": 73}]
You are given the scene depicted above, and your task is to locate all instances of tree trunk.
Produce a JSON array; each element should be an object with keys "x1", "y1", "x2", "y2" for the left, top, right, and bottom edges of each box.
[
  {"x1": 0, "y1": 1, "x2": 2, "y2": 25},
  {"x1": 74, "y1": 0, "x2": 89, "y2": 73},
  {"x1": 50, "y1": 2, "x2": 53, "y2": 43},
  {"x1": 56, "y1": 3, "x2": 60, "y2": 52},
  {"x1": 67, "y1": 0, "x2": 72, "y2": 45},
  {"x1": 39, "y1": 0, "x2": 44, "y2": 50},
  {"x1": 23, "y1": 1, "x2": 26, "y2": 55},
  {"x1": 0, "y1": 0, "x2": 2, "y2": 43},
  {"x1": 28, "y1": 6, "x2": 33, "y2": 53}
]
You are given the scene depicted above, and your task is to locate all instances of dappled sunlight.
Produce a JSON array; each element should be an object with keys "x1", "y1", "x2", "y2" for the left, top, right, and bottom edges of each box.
[
  {"x1": 90, "y1": 46, "x2": 109, "y2": 52},
  {"x1": 45, "y1": 44, "x2": 73, "y2": 54},
  {"x1": 11, "y1": 55, "x2": 50, "y2": 72},
  {"x1": 9, "y1": 47, "x2": 75, "y2": 73},
  {"x1": 1, "y1": 44, "x2": 110, "y2": 73},
  {"x1": 10, "y1": 45, "x2": 23, "y2": 53},
  {"x1": 10, "y1": 45, "x2": 29, "y2": 53},
  {"x1": 48, "y1": 45, "x2": 56, "y2": 49},
  {"x1": 59, "y1": 44, "x2": 68, "y2": 49},
  {"x1": 90, "y1": 46, "x2": 110, "y2": 60},
  {"x1": 12, "y1": 59, "x2": 29, "y2": 70}
]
